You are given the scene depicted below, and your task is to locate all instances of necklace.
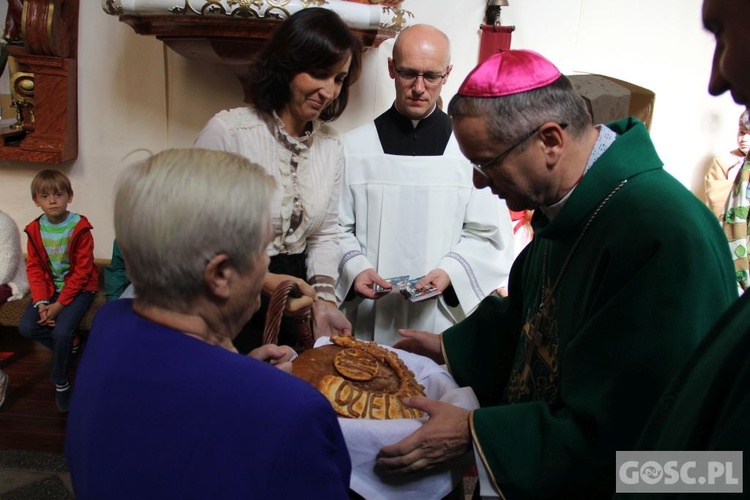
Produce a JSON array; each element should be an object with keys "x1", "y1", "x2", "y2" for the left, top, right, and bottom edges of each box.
[{"x1": 536, "y1": 179, "x2": 628, "y2": 321}]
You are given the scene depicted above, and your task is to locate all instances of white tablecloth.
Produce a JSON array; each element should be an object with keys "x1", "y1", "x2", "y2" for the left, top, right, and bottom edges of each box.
[{"x1": 314, "y1": 337, "x2": 480, "y2": 500}]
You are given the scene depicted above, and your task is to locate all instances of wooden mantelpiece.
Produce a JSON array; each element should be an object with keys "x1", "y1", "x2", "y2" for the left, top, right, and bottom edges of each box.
[
  {"x1": 0, "y1": 0, "x2": 79, "y2": 163},
  {"x1": 118, "y1": 14, "x2": 398, "y2": 102},
  {"x1": 119, "y1": 14, "x2": 396, "y2": 64}
]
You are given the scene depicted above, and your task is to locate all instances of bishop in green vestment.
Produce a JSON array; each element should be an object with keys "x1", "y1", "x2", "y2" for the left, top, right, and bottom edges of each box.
[{"x1": 376, "y1": 50, "x2": 738, "y2": 499}]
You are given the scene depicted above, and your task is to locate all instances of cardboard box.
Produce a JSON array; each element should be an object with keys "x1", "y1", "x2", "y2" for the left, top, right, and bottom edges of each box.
[{"x1": 568, "y1": 74, "x2": 655, "y2": 131}]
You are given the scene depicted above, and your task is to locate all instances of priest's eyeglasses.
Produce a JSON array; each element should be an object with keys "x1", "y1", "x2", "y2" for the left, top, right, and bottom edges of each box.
[
  {"x1": 472, "y1": 123, "x2": 568, "y2": 178},
  {"x1": 394, "y1": 67, "x2": 447, "y2": 87}
]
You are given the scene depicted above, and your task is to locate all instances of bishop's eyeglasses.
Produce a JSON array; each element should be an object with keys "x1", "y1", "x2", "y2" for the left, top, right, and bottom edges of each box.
[
  {"x1": 472, "y1": 123, "x2": 568, "y2": 178},
  {"x1": 394, "y1": 67, "x2": 448, "y2": 87}
]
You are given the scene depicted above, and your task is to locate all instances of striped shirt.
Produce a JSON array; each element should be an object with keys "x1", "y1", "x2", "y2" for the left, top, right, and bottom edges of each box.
[{"x1": 40, "y1": 212, "x2": 81, "y2": 291}]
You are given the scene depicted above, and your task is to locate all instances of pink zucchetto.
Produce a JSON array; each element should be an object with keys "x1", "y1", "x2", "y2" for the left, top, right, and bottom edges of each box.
[{"x1": 458, "y1": 49, "x2": 562, "y2": 98}]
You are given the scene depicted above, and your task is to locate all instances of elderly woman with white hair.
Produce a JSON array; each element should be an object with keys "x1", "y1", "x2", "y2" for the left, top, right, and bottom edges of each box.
[{"x1": 64, "y1": 148, "x2": 351, "y2": 498}]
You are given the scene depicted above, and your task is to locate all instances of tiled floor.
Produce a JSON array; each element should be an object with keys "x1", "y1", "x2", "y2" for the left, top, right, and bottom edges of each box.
[
  {"x1": 0, "y1": 450, "x2": 73, "y2": 499},
  {"x1": 0, "y1": 328, "x2": 70, "y2": 453},
  {"x1": 1, "y1": 329, "x2": 73, "y2": 498}
]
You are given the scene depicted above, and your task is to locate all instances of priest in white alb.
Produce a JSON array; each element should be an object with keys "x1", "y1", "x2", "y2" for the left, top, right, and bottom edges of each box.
[{"x1": 337, "y1": 24, "x2": 514, "y2": 345}]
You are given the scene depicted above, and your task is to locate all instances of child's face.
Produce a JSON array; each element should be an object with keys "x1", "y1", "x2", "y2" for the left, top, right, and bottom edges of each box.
[
  {"x1": 738, "y1": 127, "x2": 750, "y2": 154},
  {"x1": 34, "y1": 189, "x2": 73, "y2": 223}
]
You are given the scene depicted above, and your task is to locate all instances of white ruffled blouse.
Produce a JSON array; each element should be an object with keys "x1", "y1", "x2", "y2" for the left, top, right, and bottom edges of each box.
[{"x1": 195, "y1": 106, "x2": 342, "y2": 303}]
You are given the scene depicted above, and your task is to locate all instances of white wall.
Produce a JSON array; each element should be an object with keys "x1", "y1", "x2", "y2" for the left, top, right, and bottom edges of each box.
[{"x1": 0, "y1": 0, "x2": 742, "y2": 258}]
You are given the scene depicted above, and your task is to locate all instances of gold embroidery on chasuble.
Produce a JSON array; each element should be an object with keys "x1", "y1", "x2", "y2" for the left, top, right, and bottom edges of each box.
[
  {"x1": 503, "y1": 180, "x2": 628, "y2": 405},
  {"x1": 506, "y1": 276, "x2": 560, "y2": 404}
]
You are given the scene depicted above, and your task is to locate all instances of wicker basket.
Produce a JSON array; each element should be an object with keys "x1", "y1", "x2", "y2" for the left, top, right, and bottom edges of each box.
[{"x1": 262, "y1": 280, "x2": 314, "y2": 352}]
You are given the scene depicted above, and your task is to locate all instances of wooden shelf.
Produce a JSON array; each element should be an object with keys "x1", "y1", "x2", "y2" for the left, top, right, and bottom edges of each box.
[
  {"x1": 118, "y1": 14, "x2": 397, "y2": 102},
  {"x1": 120, "y1": 15, "x2": 396, "y2": 67}
]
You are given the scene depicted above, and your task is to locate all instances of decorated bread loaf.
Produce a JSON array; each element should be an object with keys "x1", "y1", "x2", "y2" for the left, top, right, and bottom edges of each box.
[{"x1": 292, "y1": 335, "x2": 425, "y2": 419}]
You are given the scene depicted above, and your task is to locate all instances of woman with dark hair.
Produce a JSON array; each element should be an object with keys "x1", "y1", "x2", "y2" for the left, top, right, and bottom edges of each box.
[
  {"x1": 247, "y1": 7, "x2": 362, "y2": 122},
  {"x1": 195, "y1": 7, "x2": 361, "y2": 353}
]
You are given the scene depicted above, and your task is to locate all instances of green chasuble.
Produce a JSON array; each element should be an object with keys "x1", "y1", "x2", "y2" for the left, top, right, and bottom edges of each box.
[{"x1": 441, "y1": 118, "x2": 738, "y2": 498}]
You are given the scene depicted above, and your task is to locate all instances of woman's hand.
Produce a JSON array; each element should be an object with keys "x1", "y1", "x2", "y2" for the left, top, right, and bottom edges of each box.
[
  {"x1": 263, "y1": 272, "x2": 316, "y2": 299},
  {"x1": 285, "y1": 295, "x2": 314, "y2": 316},
  {"x1": 248, "y1": 344, "x2": 298, "y2": 373},
  {"x1": 312, "y1": 300, "x2": 352, "y2": 339}
]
